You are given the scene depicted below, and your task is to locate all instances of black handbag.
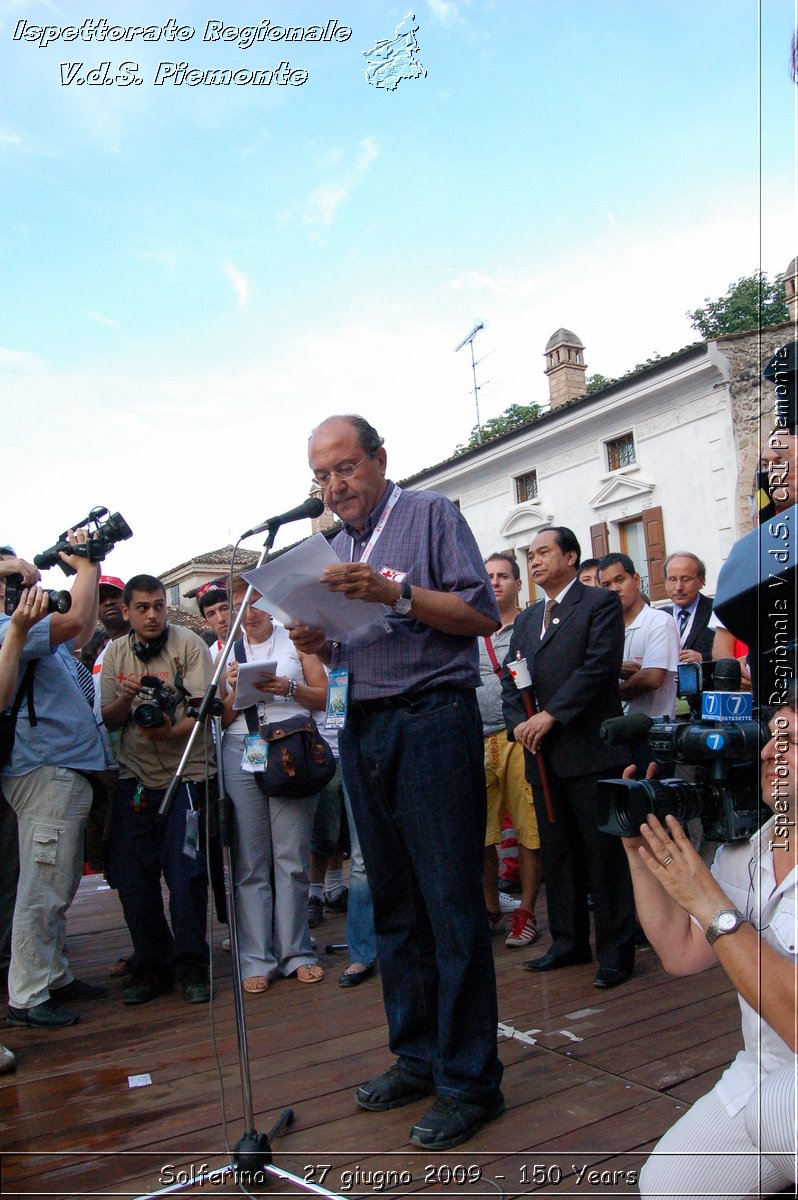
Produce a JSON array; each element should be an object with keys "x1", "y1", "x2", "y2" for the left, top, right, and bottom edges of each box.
[{"x1": 233, "y1": 639, "x2": 335, "y2": 799}]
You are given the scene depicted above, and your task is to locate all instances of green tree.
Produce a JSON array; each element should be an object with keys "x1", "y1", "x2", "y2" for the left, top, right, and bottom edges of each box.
[
  {"x1": 687, "y1": 271, "x2": 788, "y2": 338},
  {"x1": 456, "y1": 402, "x2": 541, "y2": 453},
  {"x1": 585, "y1": 373, "x2": 615, "y2": 394}
]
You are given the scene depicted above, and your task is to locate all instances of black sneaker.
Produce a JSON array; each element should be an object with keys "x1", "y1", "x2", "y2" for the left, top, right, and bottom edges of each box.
[
  {"x1": 122, "y1": 971, "x2": 173, "y2": 1006},
  {"x1": 50, "y1": 978, "x2": 109, "y2": 1002},
  {"x1": 355, "y1": 1064, "x2": 434, "y2": 1112},
  {"x1": 410, "y1": 1093, "x2": 505, "y2": 1150},
  {"x1": 7, "y1": 999, "x2": 79, "y2": 1028},
  {"x1": 324, "y1": 887, "x2": 349, "y2": 913},
  {"x1": 307, "y1": 896, "x2": 324, "y2": 928},
  {"x1": 179, "y1": 964, "x2": 210, "y2": 1004}
]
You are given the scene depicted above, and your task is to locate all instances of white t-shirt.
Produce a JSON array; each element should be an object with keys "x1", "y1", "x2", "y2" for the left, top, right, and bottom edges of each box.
[
  {"x1": 710, "y1": 816, "x2": 797, "y2": 1116},
  {"x1": 623, "y1": 604, "x2": 680, "y2": 719},
  {"x1": 222, "y1": 623, "x2": 310, "y2": 736}
]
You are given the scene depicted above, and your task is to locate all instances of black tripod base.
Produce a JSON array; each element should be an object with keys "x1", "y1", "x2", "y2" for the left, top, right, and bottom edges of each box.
[{"x1": 233, "y1": 1110, "x2": 295, "y2": 1187}]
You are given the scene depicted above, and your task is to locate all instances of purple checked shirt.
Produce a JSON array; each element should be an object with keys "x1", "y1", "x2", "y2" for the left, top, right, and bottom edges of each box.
[{"x1": 330, "y1": 481, "x2": 500, "y2": 701}]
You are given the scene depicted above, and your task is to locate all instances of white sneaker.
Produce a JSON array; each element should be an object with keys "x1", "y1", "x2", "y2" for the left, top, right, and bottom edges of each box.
[
  {"x1": 498, "y1": 891, "x2": 522, "y2": 913},
  {"x1": 221, "y1": 936, "x2": 231, "y2": 952}
]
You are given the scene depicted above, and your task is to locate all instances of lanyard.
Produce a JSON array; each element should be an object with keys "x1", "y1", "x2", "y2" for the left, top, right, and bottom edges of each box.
[{"x1": 349, "y1": 484, "x2": 402, "y2": 564}]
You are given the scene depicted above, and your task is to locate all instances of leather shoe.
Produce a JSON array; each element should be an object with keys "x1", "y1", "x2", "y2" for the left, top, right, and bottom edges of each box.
[
  {"x1": 356, "y1": 1064, "x2": 434, "y2": 1111},
  {"x1": 593, "y1": 966, "x2": 632, "y2": 988},
  {"x1": 523, "y1": 948, "x2": 592, "y2": 972},
  {"x1": 123, "y1": 972, "x2": 174, "y2": 1006},
  {"x1": 410, "y1": 1092, "x2": 505, "y2": 1150},
  {"x1": 51, "y1": 978, "x2": 109, "y2": 1003},
  {"x1": 7, "y1": 999, "x2": 79, "y2": 1028},
  {"x1": 338, "y1": 963, "x2": 375, "y2": 988}
]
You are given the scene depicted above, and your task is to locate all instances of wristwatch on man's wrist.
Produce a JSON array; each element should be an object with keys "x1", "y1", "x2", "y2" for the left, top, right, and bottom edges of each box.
[
  {"x1": 705, "y1": 908, "x2": 747, "y2": 945},
  {"x1": 392, "y1": 580, "x2": 412, "y2": 615}
]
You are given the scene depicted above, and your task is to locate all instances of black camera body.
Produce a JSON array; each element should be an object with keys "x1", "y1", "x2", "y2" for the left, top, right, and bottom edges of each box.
[
  {"x1": 132, "y1": 676, "x2": 181, "y2": 730},
  {"x1": 3, "y1": 573, "x2": 72, "y2": 618},
  {"x1": 34, "y1": 508, "x2": 133, "y2": 576},
  {"x1": 597, "y1": 659, "x2": 769, "y2": 842}
]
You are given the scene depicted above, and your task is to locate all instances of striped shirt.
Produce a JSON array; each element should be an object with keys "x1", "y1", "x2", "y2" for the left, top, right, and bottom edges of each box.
[{"x1": 331, "y1": 482, "x2": 499, "y2": 701}]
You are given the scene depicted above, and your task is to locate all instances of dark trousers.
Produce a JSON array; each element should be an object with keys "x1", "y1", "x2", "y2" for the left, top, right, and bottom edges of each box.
[
  {"x1": 110, "y1": 777, "x2": 209, "y2": 978},
  {"x1": 340, "y1": 688, "x2": 502, "y2": 1107},
  {"x1": 532, "y1": 769, "x2": 636, "y2": 972}
]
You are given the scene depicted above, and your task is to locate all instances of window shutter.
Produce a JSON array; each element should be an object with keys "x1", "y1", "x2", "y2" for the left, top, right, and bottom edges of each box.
[
  {"x1": 590, "y1": 521, "x2": 609, "y2": 559},
  {"x1": 642, "y1": 506, "x2": 666, "y2": 600}
]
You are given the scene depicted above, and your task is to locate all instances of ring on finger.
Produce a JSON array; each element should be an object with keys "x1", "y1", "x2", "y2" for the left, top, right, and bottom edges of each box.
[{"x1": 661, "y1": 854, "x2": 673, "y2": 867}]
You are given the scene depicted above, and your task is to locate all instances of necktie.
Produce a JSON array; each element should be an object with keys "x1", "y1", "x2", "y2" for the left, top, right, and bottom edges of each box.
[
  {"x1": 678, "y1": 608, "x2": 689, "y2": 640},
  {"x1": 544, "y1": 599, "x2": 559, "y2": 630}
]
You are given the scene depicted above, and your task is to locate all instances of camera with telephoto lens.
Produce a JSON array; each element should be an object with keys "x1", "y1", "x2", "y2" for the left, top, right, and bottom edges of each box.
[
  {"x1": 33, "y1": 507, "x2": 133, "y2": 576},
  {"x1": 597, "y1": 658, "x2": 770, "y2": 842},
  {"x1": 3, "y1": 573, "x2": 72, "y2": 618},
  {"x1": 132, "y1": 676, "x2": 183, "y2": 730}
]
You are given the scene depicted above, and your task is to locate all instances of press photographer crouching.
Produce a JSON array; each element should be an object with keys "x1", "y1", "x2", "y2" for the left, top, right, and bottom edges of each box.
[
  {"x1": 616, "y1": 684, "x2": 797, "y2": 1198},
  {"x1": 100, "y1": 575, "x2": 215, "y2": 1006},
  {"x1": 0, "y1": 532, "x2": 111, "y2": 1031}
]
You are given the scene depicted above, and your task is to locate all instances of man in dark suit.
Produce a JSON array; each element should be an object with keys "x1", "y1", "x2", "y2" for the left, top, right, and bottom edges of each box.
[
  {"x1": 501, "y1": 526, "x2": 636, "y2": 988},
  {"x1": 662, "y1": 552, "x2": 715, "y2": 664}
]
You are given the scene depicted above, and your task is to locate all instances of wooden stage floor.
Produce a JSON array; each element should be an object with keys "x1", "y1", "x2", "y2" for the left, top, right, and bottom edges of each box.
[{"x1": 0, "y1": 875, "x2": 741, "y2": 1199}]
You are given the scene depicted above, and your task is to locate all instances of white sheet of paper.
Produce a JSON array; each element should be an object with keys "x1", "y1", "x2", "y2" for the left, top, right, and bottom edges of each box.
[
  {"x1": 243, "y1": 534, "x2": 388, "y2": 644},
  {"x1": 233, "y1": 660, "x2": 278, "y2": 709}
]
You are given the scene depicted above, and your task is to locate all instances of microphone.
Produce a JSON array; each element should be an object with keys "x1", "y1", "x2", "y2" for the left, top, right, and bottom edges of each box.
[
  {"x1": 599, "y1": 713, "x2": 654, "y2": 745},
  {"x1": 240, "y1": 496, "x2": 325, "y2": 539}
]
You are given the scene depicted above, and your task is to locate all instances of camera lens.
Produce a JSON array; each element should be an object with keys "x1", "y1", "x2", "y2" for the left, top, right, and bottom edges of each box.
[{"x1": 132, "y1": 703, "x2": 166, "y2": 730}]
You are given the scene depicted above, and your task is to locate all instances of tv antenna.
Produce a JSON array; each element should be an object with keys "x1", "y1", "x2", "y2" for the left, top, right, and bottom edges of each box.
[{"x1": 454, "y1": 321, "x2": 487, "y2": 442}]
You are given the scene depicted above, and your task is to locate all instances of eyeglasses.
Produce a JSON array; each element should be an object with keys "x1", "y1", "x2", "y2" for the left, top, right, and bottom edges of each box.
[
  {"x1": 665, "y1": 576, "x2": 700, "y2": 586},
  {"x1": 312, "y1": 455, "x2": 370, "y2": 488}
]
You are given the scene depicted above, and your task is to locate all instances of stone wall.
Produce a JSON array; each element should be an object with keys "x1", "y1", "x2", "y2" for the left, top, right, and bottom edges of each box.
[{"x1": 715, "y1": 321, "x2": 793, "y2": 532}]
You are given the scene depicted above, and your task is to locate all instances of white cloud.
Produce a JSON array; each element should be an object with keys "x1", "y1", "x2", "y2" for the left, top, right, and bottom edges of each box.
[
  {"x1": 426, "y1": 0, "x2": 461, "y2": 22},
  {"x1": 223, "y1": 260, "x2": 251, "y2": 309},
  {"x1": 82, "y1": 309, "x2": 118, "y2": 328},
  {"x1": 285, "y1": 136, "x2": 379, "y2": 232}
]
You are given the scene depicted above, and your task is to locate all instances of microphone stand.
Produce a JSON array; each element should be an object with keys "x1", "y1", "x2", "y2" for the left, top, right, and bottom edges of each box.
[{"x1": 139, "y1": 522, "x2": 341, "y2": 1199}]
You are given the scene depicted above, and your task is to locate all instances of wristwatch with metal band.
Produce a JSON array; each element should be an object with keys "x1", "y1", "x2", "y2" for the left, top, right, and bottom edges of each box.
[
  {"x1": 705, "y1": 908, "x2": 747, "y2": 945},
  {"x1": 392, "y1": 579, "x2": 412, "y2": 615}
]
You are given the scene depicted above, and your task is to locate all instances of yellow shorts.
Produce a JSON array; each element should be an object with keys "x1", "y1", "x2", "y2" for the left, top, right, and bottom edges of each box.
[{"x1": 484, "y1": 730, "x2": 540, "y2": 850}]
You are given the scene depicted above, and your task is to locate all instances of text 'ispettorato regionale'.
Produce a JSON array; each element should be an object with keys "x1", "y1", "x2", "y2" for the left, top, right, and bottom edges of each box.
[{"x1": 12, "y1": 18, "x2": 353, "y2": 87}]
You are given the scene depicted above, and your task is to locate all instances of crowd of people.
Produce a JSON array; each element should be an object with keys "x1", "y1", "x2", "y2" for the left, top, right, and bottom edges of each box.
[{"x1": 0, "y1": 344, "x2": 795, "y2": 1182}]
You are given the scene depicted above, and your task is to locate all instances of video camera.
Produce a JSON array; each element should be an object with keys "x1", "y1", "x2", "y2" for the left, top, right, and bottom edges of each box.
[
  {"x1": 34, "y1": 507, "x2": 133, "y2": 576},
  {"x1": 132, "y1": 675, "x2": 185, "y2": 730},
  {"x1": 597, "y1": 658, "x2": 769, "y2": 841}
]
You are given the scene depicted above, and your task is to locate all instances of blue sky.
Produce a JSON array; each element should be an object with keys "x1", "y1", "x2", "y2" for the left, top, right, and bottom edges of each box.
[{"x1": 1, "y1": 0, "x2": 794, "y2": 584}]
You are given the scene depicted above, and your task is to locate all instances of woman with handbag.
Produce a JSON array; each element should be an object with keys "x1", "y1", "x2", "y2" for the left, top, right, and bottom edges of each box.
[{"x1": 220, "y1": 580, "x2": 330, "y2": 992}]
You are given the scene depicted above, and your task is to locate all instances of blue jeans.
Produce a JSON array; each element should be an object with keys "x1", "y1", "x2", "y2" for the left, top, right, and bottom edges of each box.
[
  {"x1": 111, "y1": 778, "x2": 209, "y2": 977},
  {"x1": 343, "y1": 787, "x2": 376, "y2": 966},
  {"x1": 339, "y1": 688, "x2": 502, "y2": 1106}
]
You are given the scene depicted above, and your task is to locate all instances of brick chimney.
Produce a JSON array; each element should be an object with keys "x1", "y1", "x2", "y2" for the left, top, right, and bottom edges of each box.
[
  {"x1": 309, "y1": 482, "x2": 337, "y2": 535},
  {"x1": 544, "y1": 328, "x2": 587, "y2": 409}
]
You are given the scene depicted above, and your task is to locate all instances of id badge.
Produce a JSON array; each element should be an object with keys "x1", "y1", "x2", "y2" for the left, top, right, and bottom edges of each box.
[
  {"x1": 183, "y1": 806, "x2": 200, "y2": 859},
  {"x1": 325, "y1": 665, "x2": 349, "y2": 730},
  {"x1": 241, "y1": 732, "x2": 268, "y2": 772}
]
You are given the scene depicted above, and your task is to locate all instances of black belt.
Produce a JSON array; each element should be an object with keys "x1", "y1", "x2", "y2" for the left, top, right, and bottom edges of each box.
[{"x1": 349, "y1": 685, "x2": 464, "y2": 714}]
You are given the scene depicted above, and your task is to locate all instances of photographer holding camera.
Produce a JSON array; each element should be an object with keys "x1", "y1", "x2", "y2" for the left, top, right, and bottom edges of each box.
[
  {"x1": 623, "y1": 688, "x2": 796, "y2": 1198},
  {"x1": 100, "y1": 575, "x2": 214, "y2": 1006},
  {"x1": 0, "y1": 532, "x2": 111, "y2": 1030}
]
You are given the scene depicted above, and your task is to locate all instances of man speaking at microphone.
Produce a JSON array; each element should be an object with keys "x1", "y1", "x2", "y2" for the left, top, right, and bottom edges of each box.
[{"x1": 289, "y1": 414, "x2": 504, "y2": 1152}]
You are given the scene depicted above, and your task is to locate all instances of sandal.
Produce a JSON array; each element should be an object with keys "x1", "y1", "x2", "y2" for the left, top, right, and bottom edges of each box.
[
  {"x1": 242, "y1": 976, "x2": 269, "y2": 993},
  {"x1": 296, "y1": 964, "x2": 324, "y2": 985}
]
